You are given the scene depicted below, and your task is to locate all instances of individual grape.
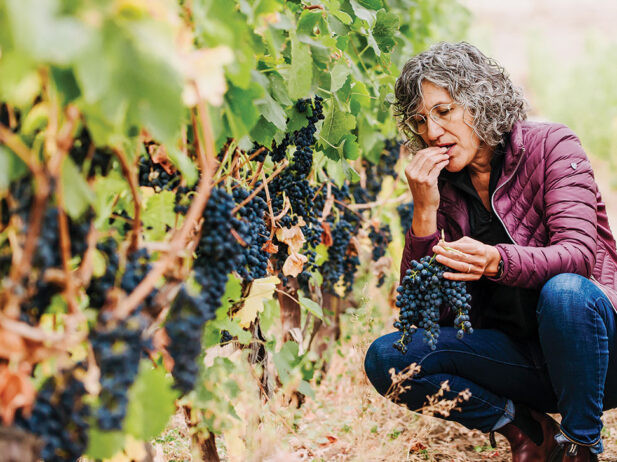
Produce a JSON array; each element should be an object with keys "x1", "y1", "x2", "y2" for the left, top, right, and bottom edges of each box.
[
  {"x1": 393, "y1": 256, "x2": 473, "y2": 353},
  {"x1": 15, "y1": 365, "x2": 90, "y2": 462}
]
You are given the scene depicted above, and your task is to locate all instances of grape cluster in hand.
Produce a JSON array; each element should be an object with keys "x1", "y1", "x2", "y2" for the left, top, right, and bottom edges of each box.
[{"x1": 393, "y1": 255, "x2": 472, "y2": 353}]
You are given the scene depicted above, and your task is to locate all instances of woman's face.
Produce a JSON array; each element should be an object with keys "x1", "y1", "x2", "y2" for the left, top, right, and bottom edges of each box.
[{"x1": 413, "y1": 81, "x2": 486, "y2": 172}]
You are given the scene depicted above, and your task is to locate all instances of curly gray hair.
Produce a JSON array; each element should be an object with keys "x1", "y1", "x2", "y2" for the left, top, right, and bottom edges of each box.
[{"x1": 394, "y1": 42, "x2": 529, "y2": 149}]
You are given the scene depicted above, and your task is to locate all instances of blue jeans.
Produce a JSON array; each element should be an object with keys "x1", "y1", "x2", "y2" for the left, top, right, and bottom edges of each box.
[{"x1": 364, "y1": 273, "x2": 617, "y2": 453}]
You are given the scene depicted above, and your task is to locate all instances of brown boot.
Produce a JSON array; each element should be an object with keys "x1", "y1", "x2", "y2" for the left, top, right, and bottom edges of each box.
[
  {"x1": 561, "y1": 442, "x2": 599, "y2": 462},
  {"x1": 491, "y1": 409, "x2": 563, "y2": 462}
]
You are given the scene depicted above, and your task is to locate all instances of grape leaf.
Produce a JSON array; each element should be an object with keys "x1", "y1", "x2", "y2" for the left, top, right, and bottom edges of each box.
[
  {"x1": 299, "y1": 296, "x2": 324, "y2": 320},
  {"x1": 287, "y1": 35, "x2": 313, "y2": 99},
  {"x1": 142, "y1": 190, "x2": 176, "y2": 240},
  {"x1": 255, "y1": 90, "x2": 287, "y2": 131},
  {"x1": 124, "y1": 361, "x2": 178, "y2": 441},
  {"x1": 373, "y1": 10, "x2": 399, "y2": 54},
  {"x1": 86, "y1": 427, "x2": 125, "y2": 460},
  {"x1": 233, "y1": 276, "x2": 280, "y2": 328},
  {"x1": 61, "y1": 156, "x2": 95, "y2": 219},
  {"x1": 319, "y1": 103, "x2": 356, "y2": 160},
  {"x1": 330, "y1": 63, "x2": 351, "y2": 93}
]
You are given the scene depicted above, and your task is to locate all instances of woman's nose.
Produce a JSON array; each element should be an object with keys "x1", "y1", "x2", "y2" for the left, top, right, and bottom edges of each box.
[{"x1": 426, "y1": 117, "x2": 445, "y2": 141}]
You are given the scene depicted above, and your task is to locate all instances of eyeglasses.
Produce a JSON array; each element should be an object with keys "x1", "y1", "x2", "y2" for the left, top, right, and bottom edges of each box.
[{"x1": 404, "y1": 102, "x2": 461, "y2": 135}]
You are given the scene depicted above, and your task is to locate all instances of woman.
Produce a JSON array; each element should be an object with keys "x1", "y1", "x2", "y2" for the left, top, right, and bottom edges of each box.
[{"x1": 364, "y1": 42, "x2": 617, "y2": 462}]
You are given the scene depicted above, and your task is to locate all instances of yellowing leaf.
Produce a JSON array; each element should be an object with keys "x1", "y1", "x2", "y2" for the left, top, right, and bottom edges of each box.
[{"x1": 233, "y1": 276, "x2": 280, "y2": 328}]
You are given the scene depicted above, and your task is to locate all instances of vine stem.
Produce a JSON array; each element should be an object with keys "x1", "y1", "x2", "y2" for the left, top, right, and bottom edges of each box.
[
  {"x1": 115, "y1": 98, "x2": 216, "y2": 320},
  {"x1": 261, "y1": 170, "x2": 277, "y2": 239},
  {"x1": 230, "y1": 159, "x2": 289, "y2": 214},
  {"x1": 333, "y1": 199, "x2": 365, "y2": 221},
  {"x1": 113, "y1": 148, "x2": 141, "y2": 253}
]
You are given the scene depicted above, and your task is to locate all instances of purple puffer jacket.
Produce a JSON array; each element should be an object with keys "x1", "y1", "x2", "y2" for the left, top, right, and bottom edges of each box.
[{"x1": 400, "y1": 120, "x2": 617, "y2": 315}]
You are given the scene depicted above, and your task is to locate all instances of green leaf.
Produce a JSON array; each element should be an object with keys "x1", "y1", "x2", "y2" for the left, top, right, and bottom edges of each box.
[
  {"x1": 225, "y1": 82, "x2": 264, "y2": 138},
  {"x1": 125, "y1": 361, "x2": 178, "y2": 441},
  {"x1": 0, "y1": 145, "x2": 27, "y2": 190},
  {"x1": 250, "y1": 117, "x2": 278, "y2": 146},
  {"x1": 299, "y1": 296, "x2": 324, "y2": 320},
  {"x1": 342, "y1": 134, "x2": 360, "y2": 160},
  {"x1": 86, "y1": 427, "x2": 125, "y2": 460},
  {"x1": 357, "y1": 0, "x2": 383, "y2": 9},
  {"x1": 142, "y1": 190, "x2": 176, "y2": 240},
  {"x1": 330, "y1": 63, "x2": 351, "y2": 93},
  {"x1": 6, "y1": 0, "x2": 93, "y2": 65},
  {"x1": 255, "y1": 90, "x2": 287, "y2": 131},
  {"x1": 167, "y1": 146, "x2": 199, "y2": 187},
  {"x1": 349, "y1": 0, "x2": 377, "y2": 25},
  {"x1": 61, "y1": 156, "x2": 95, "y2": 219},
  {"x1": 287, "y1": 35, "x2": 313, "y2": 100},
  {"x1": 319, "y1": 102, "x2": 356, "y2": 159},
  {"x1": 273, "y1": 341, "x2": 301, "y2": 385},
  {"x1": 325, "y1": 157, "x2": 345, "y2": 187},
  {"x1": 298, "y1": 380, "x2": 315, "y2": 399},
  {"x1": 269, "y1": 72, "x2": 293, "y2": 107},
  {"x1": 373, "y1": 10, "x2": 399, "y2": 54},
  {"x1": 297, "y1": 10, "x2": 322, "y2": 37}
]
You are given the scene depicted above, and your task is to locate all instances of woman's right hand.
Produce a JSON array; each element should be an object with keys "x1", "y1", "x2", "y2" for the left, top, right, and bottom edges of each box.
[{"x1": 404, "y1": 146, "x2": 450, "y2": 211}]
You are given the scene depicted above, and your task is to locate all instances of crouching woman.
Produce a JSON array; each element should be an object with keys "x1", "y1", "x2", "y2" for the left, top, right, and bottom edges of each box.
[{"x1": 364, "y1": 42, "x2": 617, "y2": 462}]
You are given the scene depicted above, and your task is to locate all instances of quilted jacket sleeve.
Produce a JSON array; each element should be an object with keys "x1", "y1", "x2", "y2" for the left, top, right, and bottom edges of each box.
[{"x1": 490, "y1": 125, "x2": 598, "y2": 288}]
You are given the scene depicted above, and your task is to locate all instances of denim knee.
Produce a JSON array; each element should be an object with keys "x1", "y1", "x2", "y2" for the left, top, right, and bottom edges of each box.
[
  {"x1": 364, "y1": 337, "x2": 393, "y2": 396},
  {"x1": 537, "y1": 273, "x2": 587, "y2": 320}
]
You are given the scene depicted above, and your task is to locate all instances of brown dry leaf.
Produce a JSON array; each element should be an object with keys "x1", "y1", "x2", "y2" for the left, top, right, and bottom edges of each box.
[
  {"x1": 0, "y1": 363, "x2": 36, "y2": 425},
  {"x1": 409, "y1": 441, "x2": 427, "y2": 452},
  {"x1": 321, "y1": 221, "x2": 333, "y2": 247},
  {"x1": 149, "y1": 145, "x2": 176, "y2": 175},
  {"x1": 0, "y1": 327, "x2": 27, "y2": 361},
  {"x1": 276, "y1": 225, "x2": 305, "y2": 253},
  {"x1": 282, "y1": 251, "x2": 308, "y2": 277},
  {"x1": 263, "y1": 240, "x2": 279, "y2": 254},
  {"x1": 348, "y1": 236, "x2": 361, "y2": 255}
]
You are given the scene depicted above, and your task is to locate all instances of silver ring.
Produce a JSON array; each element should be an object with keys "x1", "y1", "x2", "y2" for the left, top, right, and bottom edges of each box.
[{"x1": 466, "y1": 263, "x2": 471, "y2": 273}]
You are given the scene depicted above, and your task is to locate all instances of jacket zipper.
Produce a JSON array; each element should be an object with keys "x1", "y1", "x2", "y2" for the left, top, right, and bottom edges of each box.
[{"x1": 490, "y1": 146, "x2": 526, "y2": 245}]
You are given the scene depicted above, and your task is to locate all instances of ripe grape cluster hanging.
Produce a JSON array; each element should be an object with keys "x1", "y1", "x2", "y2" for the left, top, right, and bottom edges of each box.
[{"x1": 394, "y1": 256, "x2": 473, "y2": 353}]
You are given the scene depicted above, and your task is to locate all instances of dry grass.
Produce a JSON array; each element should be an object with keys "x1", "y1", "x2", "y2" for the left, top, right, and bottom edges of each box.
[{"x1": 152, "y1": 287, "x2": 617, "y2": 461}]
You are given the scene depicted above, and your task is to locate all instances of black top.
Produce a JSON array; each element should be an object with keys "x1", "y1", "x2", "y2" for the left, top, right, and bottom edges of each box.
[{"x1": 441, "y1": 145, "x2": 541, "y2": 339}]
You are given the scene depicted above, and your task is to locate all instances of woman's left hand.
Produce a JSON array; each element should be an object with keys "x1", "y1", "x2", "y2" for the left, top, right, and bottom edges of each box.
[{"x1": 432, "y1": 236, "x2": 501, "y2": 281}]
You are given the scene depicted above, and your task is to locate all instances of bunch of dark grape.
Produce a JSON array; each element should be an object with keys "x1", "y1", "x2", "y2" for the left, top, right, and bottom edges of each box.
[
  {"x1": 350, "y1": 140, "x2": 402, "y2": 204},
  {"x1": 86, "y1": 238, "x2": 119, "y2": 309},
  {"x1": 69, "y1": 129, "x2": 113, "y2": 178},
  {"x1": 138, "y1": 154, "x2": 180, "y2": 191},
  {"x1": 166, "y1": 187, "x2": 244, "y2": 393},
  {"x1": 121, "y1": 248, "x2": 158, "y2": 309},
  {"x1": 15, "y1": 365, "x2": 90, "y2": 462},
  {"x1": 397, "y1": 201, "x2": 414, "y2": 233},
  {"x1": 321, "y1": 218, "x2": 354, "y2": 293},
  {"x1": 165, "y1": 286, "x2": 212, "y2": 393},
  {"x1": 369, "y1": 224, "x2": 392, "y2": 262},
  {"x1": 90, "y1": 312, "x2": 149, "y2": 430},
  {"x1": 393, "y1": 255, "x2": 472, "y2": 353},
  {"x1": 289, "y1": 97, "x2": 324, "y2": 178},
  {"x1": 232, "y1": 187, "x2": 269, "y2": 282}
]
